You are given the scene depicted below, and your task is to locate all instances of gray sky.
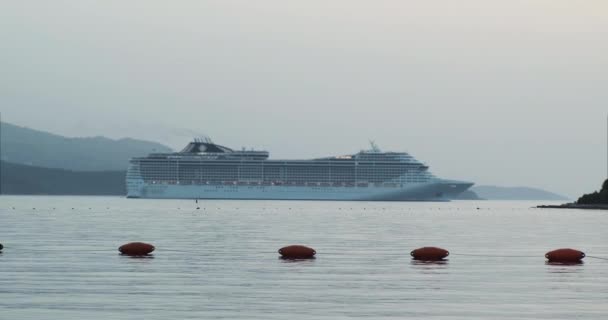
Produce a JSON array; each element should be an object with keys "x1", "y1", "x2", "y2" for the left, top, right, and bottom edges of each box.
[{"x1": 1, "y1": 1, "x2": 607, "y2": 198}]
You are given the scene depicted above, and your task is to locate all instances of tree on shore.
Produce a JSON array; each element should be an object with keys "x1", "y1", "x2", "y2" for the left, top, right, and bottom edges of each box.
[{"x1": 576, "y1": 179, "x2": 608, "y2": 204}]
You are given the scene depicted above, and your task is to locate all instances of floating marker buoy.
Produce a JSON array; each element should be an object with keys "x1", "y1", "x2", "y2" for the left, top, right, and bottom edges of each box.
[
  {"x1": 545, "y1": 248, "x2": 585, "y2": 263},
  {"x1": 119, "y1": 242, "x2": 155, "y2": 256},
  {"x1": 278, "y1": 245, "x2": 316, "y2": 259},
  {"x1": 411, "y1": 247, "x2": 449, "y2": 261},
  {"x1": 0, "y1": 243, "x2": 3, "y2": 251}
]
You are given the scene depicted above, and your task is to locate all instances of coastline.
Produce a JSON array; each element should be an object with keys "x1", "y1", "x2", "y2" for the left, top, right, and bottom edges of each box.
[{"x1": 537, "y1": 203, "x2": 608, "y2": 210}]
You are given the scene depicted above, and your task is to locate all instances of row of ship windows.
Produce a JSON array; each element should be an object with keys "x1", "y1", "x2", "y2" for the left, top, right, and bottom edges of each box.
[
  {"x1": 137, "y1": 171, "x2": 430, "y2": 176},
  {"x1": 133, "y1": 164, "x2": 433, "y2": 183},
  {"x1": 137, "y1": 174, "x2": 429, "y2": 178},
  {"x1": 137, "y1": 177, "x2": 430, "y2": 183},
  {"x1": 141, "y1": 180, "x2": 429, "y2": 187},
  {"x1": 139, "y1": 178, "x2": 430, "y2": 182},
  {"x1": 137, "y1": 169, "x2": 427, "y2": 176},
  {"x1": 135, "y1": 165, "x2": 424, "y2": 172},
  {"x1": 137, "y1": 174, "x2": 429, "y2": 181},
  {"x1": 141, "y1": 172, "x2": 430, "y2": 180},
  {"x1": 136, "y1": 163, "x2": 423, "y2": 168}
]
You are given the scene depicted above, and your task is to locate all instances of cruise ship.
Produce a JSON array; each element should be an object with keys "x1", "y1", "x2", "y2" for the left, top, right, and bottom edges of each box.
[{"x1": 126, "y1": 139, "x2": 473, "y2": 201}]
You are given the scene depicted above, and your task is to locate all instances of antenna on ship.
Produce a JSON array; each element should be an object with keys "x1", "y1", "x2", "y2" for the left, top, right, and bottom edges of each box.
[{"x1": 369, "y1": 140, "x2": 381, "y2": 152}]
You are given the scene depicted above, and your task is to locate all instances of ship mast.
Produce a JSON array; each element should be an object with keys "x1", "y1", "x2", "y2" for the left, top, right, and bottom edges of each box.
[{"x1": 369, "y1": 140, "x2": 381, "y2": 153}]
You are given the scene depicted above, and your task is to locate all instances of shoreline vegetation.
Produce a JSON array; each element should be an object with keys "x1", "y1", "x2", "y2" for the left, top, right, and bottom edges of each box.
[
  {"x1": 0, "y1": 161, "x2": 126, "y2": 196},
  {"x1": 538, "y1": 179, "x2": 608, "y2": 210}
]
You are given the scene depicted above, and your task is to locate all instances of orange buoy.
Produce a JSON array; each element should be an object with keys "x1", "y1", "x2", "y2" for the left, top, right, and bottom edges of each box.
[
  {"x1": 278, "y1": 245, "x2": 316, "y2": 259},
  {"x1": 410, "y1": 247, "x2": 449, "y2": 261},
  {"x1": 119, "y1": 242, "x2": 155, "y2": 256},
  {"x1": 545, "y1": 248, "x2": 585, "y2": 263}
]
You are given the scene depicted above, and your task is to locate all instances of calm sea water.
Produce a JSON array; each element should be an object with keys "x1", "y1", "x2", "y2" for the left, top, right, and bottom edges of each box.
[{"x1": 1, "y1": 196, "x2": 607, "y2": 319}]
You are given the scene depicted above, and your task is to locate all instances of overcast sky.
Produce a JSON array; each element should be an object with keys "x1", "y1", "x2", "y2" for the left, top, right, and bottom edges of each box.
[{"x1": 1, "y1": 1, "x2": 607, "y2": 197}]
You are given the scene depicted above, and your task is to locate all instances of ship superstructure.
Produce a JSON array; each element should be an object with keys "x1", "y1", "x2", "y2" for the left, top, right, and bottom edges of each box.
[{"x1": 127, "y1": 139, "x2": 473, "y2": 200}]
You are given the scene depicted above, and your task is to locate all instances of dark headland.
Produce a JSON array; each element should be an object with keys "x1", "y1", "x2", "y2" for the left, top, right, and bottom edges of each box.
[{"x1": 537, "y1": 179, "x2": 608, "y2": 210}]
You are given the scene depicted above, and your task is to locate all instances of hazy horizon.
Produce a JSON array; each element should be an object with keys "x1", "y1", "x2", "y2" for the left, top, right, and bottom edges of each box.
[{"x1": 2, "y1": 1, "x2": 607, "y2": 198}]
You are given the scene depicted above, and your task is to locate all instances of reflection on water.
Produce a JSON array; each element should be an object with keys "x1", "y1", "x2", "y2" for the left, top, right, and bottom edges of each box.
[
  {"x1": 120, "y1": 254, "x2": 156, "y2": 260},
  {"x1": 0, "y1": 197, "x2": 607, "y2": 319},
  {"x1": 546, "y1": 261, "x2": 584, "y2": 267},
  {"x1": 410, "y1": 260, "x2": 449, "y2": 266},
  {"x1": 546, "y1": 261, "x2": 585, "y2": 274},
  {"x1": 279, "y1": 257, "x2": 317, "y2": 262}
]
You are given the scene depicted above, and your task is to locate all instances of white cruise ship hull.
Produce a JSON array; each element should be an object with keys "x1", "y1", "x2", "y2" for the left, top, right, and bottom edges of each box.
[
  {"x1": 126, "y1": 179, "x2": 473, "y2": 201},
  {"x1": 126, "y1": 140, "x2": 474, "y2": 201}
]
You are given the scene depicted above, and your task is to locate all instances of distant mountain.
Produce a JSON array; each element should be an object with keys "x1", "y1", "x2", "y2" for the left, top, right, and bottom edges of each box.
[
  {"x1": 0, "y1": 122, "x2": 172, "y2": 171},
  {"x1": 1, "y1": 161, "x2": 125, "y2": 195},
  {"x1": 453, "y1": 190, "x2": 484, "y2": 200},
  {"x1": 471, "y1": 185, "x2": 569, "y2": 200}
]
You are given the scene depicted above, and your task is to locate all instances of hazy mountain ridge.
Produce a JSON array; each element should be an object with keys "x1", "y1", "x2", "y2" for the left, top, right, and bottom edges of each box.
[
  {"x1": 471, "y1": 185, "x2": 568, "y2": 200},
  {"x1": 1, "y1": 161, "x2": 125, "y2": 195},
  {"x1": 453, "y1": 190, "x2": 483, "y2": 200},
  {"x1": 1, "y1": 122, "x2": 172, "y2": 171}
]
